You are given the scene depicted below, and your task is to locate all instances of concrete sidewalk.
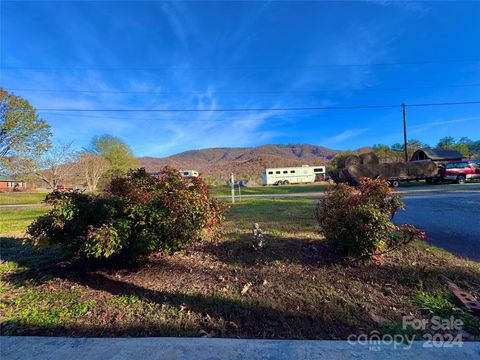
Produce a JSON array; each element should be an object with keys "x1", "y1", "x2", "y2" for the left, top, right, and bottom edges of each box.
[{"x1": 1, "y1": 337, "x2": 480, "y2": 360}]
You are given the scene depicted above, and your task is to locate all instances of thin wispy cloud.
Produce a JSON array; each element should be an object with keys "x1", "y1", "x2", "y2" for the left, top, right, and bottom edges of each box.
[
  {"x1": 323, "y1": 128, "x2": 369, "y2": 146},
  {"x1": 2, "y1": 1, "x2": 479, "y2": 155},
  {"x1": 366, "y1": 0, "x2": 430, "y2": 14},
  {"x1": 410, "y1": 117, "x2": 480, "y2": 133}
]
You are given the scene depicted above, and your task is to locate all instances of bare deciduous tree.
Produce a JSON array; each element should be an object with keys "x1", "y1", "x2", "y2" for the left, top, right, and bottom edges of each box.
[
  {"x1": 32, "y1": 142, "x2": 78, "y2": 189},
  {"x1": 7, "y1": 142, "x2": 79, "y2": 189},
  {"x1": 76, "y1": 152, "x2": 111, "y2": 191}
]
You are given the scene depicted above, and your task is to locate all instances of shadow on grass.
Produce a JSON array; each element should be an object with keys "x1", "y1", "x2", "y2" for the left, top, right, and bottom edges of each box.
[
  {"x1": 0, "y1": 237, "x2": 365, "y2": 338},
  {"x1": 1, "y1": 261, "x2": 366, "y2": 338},
  {"x1": 0, "y1": 320, "x2": 201, "y2": 338},
  {"x1": 2, "y1": 237, "x2": 479, "y2": 338}
]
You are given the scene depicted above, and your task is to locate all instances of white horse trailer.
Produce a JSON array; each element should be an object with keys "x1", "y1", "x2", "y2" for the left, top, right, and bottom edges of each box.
[{"x1": 263, "y1": 165, "x2": 326, "y2": 185}]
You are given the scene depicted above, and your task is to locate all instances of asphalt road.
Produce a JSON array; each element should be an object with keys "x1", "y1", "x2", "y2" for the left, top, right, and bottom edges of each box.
[
  {"x1": 218, "y1": 183, "x2": 480, "y2": 261},
  {"x1": 2, "y1": 185, "x2": 479, "y2": 261},
  {"x1": 215, "y1": 183, "x2": 480, "y2": 200},
  {"x1": 394, "y1": 191, "x2": 480, "y2": 261}
]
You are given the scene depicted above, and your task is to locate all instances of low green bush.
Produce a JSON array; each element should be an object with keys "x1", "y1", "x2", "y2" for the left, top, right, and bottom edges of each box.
[
  {"x1": 314, "y1": 177, "x2": 427, "y2": 261},
  {"x1": 413, "y1": 291, "x2": 479, "y2": 335},
  {"x1": 27, "y1": 167, "x2": 226, "y2": 262}
]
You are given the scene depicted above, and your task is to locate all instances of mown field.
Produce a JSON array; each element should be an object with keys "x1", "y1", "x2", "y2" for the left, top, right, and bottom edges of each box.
[
  {"x1": 210, "y1": 183, "x2": 329, "y2": 197},
  {"x1": 1, "y1": 195, "x2": 479, "y2": 339},
  {"x1": 0, "y1": 192, "x2": 47, "y2": 205}
]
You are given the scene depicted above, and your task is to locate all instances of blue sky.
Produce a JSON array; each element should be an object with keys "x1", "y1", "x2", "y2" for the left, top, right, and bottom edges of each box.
[{"x1": 1, "y1": 1, "x2": 480, "y2": 157}]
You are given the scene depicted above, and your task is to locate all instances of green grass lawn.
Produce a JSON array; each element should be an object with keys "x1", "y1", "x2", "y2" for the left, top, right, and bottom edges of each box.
[
  {"x1": 0, "y1": 208, "x2": 48, "y2": 235},
  {"x1": 1, "y1": 199, "x2": 479, "y2": 339},
  {"x1": 210, "y1": 183, "x2": 329, "y2": 197},
  {"x1": 0, "y1": 192, "x2": 47, "y2": 205}
]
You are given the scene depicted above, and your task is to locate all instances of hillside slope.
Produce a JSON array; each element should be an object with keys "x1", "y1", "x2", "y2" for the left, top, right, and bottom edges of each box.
[{"x1": 138, "y1": 144, "x2": 362, "y2": 185}]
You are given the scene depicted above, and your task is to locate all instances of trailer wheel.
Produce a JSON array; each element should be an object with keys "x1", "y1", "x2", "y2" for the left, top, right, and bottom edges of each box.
[
  {"x1": 283, "y1": 180, "x2": 289, "y2": 185},
  {"x1": 456, "y1": 175, "x2": 466, "y2": 184},
  {"x1": 390, "y1": 180, "x2": 400, "y2": 188}
]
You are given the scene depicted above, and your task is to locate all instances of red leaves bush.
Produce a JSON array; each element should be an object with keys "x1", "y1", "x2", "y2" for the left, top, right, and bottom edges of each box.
[
  {"x1": 27, "y1": 167, "x2": 226, "y2": 262},
  {"x1": 314, "y1": 177, "x2": 427, "y2": 261}
]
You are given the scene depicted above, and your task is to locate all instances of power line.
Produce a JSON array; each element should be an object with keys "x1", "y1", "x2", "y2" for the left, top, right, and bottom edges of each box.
[
  {"x1": 36, "y1": 100, "x2": 480, "y2": 113},
  {"x1": 3, "y1": 58, "x2": 479, "y2": 71},
  {"x1": 39, "y1": 108, "x2": 382, "y2": 122},
  {"x1": 7, "y1": 83, "x2": 480, "y2": 96}
]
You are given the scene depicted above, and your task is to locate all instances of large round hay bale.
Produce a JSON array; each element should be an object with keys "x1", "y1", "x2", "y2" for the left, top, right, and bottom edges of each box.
[
  {"x1": 378, "y1": 163, "x2": 395, "y2": 179},
  {"x1": 362, "y1": 163, "x2": 381, "y2": 178},
  {"x1": 345, "y1": 165, "x2": 361, "y2": 182},
  {"x1": 359, "y1": 152, "x2": 379, "y2": 165},
  {"x1": 391, "y1": 162, "x2": 408, "y2": 178},
  {"x1": 338, "y1": 168, "x2": 351, "y2": 184},
  {"x1": 417, "y1": 160, "x2": 437, "y2": 177},
  {"x1": 342, "y1": 168, "x2": 359, "y2": 186},
  {"x1": 344, "y1": 155, "x2": 361, "y2": 167},
  {"x1": 345, "y1": 164, "x2": 379, "y2": 183},
  {"x1": 329, "y1": 170, "x2": 341, "y2": 184},
  {"x1": 407, "y1": 162, "x2": 425, "y2": 177},
  {"x1": 407, "y1": 160, "x2": 438, "y2": 177},
  {"x1": 336, "y1": 156, "x2": 348, "y2": 169}
]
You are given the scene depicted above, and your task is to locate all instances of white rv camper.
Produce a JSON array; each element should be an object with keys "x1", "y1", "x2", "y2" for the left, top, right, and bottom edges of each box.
[
  {"x1": 263, "y1": 165, "x2": 326, "y2": 185},
  {"x1": 181, "y1": 170, "x2": 199, "y2": 178}
]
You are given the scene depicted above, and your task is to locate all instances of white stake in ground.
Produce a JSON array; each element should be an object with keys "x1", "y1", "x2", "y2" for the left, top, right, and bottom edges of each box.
[{"x1": 230, "y1": 173, "x2": 235, "y2": 204}]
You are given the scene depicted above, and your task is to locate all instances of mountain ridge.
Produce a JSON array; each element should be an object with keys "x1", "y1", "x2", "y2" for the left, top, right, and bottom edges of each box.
[{"x1": 138, "y1": 144, "x2": 369, "y2": 185}]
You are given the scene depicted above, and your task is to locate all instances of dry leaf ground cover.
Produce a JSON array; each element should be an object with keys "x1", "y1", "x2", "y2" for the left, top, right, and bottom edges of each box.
[{"x1": 1, "y1": 198, "x2": 479, "y2": 339}]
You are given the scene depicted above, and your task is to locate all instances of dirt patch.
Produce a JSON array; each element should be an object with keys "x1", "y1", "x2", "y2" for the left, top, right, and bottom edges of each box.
[{"x1": 1, "y1": 199, "x2": 479, "y2": 339}]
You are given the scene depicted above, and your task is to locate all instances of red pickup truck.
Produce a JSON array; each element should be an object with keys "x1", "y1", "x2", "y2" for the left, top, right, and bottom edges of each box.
[
  {"x1": 55, "y1": 184, "x2": 80, "y2": 191},
  {"x1": 439, "y1": 160, "x2": 480, "y2": 184}
]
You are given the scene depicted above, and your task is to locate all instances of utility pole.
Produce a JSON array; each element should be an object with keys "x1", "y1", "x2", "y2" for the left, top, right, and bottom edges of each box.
[
  {"x1": 230, "y1": 173, "x2": 235, "y2": 204},
  {"x1": 402, "y1": 103, "x2": 408, "y2": 162}
]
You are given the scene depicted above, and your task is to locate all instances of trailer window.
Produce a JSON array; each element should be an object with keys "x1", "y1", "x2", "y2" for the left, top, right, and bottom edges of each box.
[
  {"x1": 268, "y1": 171, "x2": 273, "y2": 175},
  {"x1": 283, "y1": 170, "x2": 288, "y2": 174},
  {"x1": 314, "y1": 168, "x2": 323, "y2": 173},
  {"x1": 290, "y1": 170, "x2": 295, "y2": 173},
  {"x1": 276, "y1": 171, "x2": 281, "y2": 174}
]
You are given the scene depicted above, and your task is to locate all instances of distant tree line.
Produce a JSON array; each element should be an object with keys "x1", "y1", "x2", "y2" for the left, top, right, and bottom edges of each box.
[
  {"x1": 331, "y1": 137, "x2": 479, "y2": 169},
  {"x1": 373, "y1": 137, "x2": 479, "y2": 162},
  {"x1": 2, "y1": 88, "x2": 479, "y2": 187},
  {"x1": 1, "y1": 88, "x2": 137, "y2": 191}
]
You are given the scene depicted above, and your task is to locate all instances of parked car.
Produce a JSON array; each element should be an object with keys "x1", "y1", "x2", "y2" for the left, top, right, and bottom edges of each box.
[
  {"x1": 438, "y1": 160, "x2": 480, "y2": 184},
  {"x1": 55, "y1": 184, "x2": 80, "y2": 191}
]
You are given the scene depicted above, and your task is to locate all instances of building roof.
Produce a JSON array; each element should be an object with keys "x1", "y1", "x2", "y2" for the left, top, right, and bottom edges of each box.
[
  {"x1": 412, "y1": 148, "x2": 463, "y2": 161},
  {"x1": 0, "y1": 176, "x2": 16, "y2": 182}
]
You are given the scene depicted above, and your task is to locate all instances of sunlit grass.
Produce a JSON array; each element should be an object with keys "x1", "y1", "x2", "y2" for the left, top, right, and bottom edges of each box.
[
  {"x1": 0, "y1": 192, "x2": 47, "y2": 205},
  {"x1": 0, "y1": 208, "x2": 48, "y2": 235}
]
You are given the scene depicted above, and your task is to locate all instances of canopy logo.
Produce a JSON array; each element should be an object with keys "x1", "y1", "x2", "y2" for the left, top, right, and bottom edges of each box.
[{"x1": 347, "y1": 315, "x2": 465, "y2": 351}]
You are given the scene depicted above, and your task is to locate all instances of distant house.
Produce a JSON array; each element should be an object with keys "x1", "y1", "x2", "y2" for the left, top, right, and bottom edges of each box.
[
  {"x1": 410, "y1": 148, "x2": 463, "y2": 165},
  {"x1": 0, "y1": 176, "x2": 27, "y2": 191}
]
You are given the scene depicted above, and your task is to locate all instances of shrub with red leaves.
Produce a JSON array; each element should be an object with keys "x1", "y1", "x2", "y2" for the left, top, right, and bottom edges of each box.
[
  {"x1": 314, "y1": 177, "x2": 427, "y2": 261},
  {"x1": 27, "y1": 167, "x2": 226, "y2": 262}
]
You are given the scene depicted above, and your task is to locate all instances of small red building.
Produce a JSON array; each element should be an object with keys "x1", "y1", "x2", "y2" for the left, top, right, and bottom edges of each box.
[{"x1": 0, "y1": 176, "x2": 27, "y2": 191}]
